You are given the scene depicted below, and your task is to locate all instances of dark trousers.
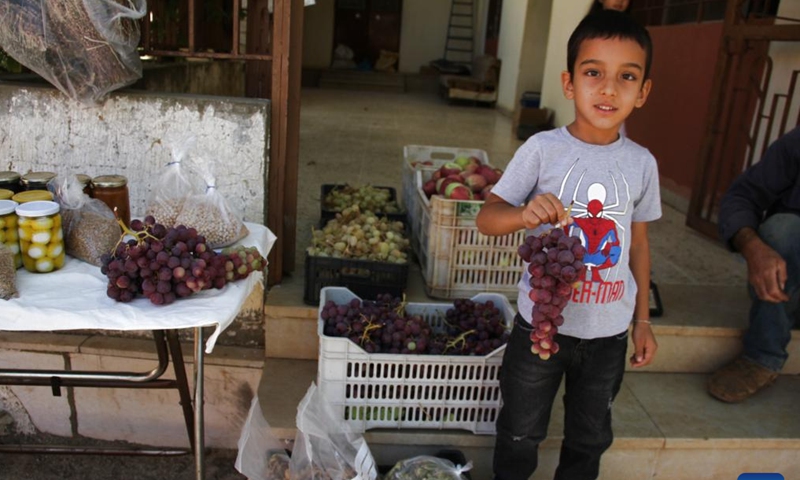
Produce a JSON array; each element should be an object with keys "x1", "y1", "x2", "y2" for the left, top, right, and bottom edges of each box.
[
  {"x1": 493, "y1": 315, "x2": 628, "y2": 480},
  {"x1": 743, "y1": 213, "x2": 800, "y2": 372}
]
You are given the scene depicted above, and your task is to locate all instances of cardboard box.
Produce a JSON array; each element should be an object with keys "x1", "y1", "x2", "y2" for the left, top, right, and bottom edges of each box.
[{"x1": 514, "y1": 107, "x2": 553, "y2": 128}]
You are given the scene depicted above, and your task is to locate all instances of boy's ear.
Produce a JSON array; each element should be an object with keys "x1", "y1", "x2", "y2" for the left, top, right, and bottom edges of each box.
[
  {"x1": 561, "y1": 71, "x2": 574, "y2": 100},
  {"x1": 635, "y1": 79, "x2": 653, "y2": 108}
]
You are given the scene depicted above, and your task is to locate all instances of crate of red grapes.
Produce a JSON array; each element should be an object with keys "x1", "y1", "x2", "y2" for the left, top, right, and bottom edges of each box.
[{"x1": 316, "y1": 286, "x2": 514, "y2": 434}]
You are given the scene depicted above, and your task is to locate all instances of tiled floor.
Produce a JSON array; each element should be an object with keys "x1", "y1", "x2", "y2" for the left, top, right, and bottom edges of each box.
[{"x1": 294, "y1": 88, "x2": 747, "y2": 288}]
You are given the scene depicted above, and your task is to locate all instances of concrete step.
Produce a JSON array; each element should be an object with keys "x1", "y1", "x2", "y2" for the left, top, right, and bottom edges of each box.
[
  {"x1": 319, "y1": 71, "x2": 406, "y2": 93},
  {"x1": 258, "y1": 358, "x2": 800, "y2": 480},
  {"x1": 264, "y1": 273, "x2": 800, "y2": 375}
]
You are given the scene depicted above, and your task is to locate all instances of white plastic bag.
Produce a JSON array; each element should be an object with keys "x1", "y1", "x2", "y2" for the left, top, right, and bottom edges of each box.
[
  {"x1": 289, "y1": 383, "x2": 378, "y2": 480},
  {"x1": 235, "y1": 395, "x2": 291, "y2": 480},
  {"x1": 50, "y1": 174, "x2": 119, "y2": 266},
  {"x1": 173, "y1": 161, "x2": 248, "y2": 248},
  {"x1": 0, "y1": 0, "x2": 146, "y2": 104},
  {"x1": 385, "y1": 456, "x2": 472, "y2": 480},
  {"x1": 146, "y1": 136, "x2": 202, "y2": 227}
]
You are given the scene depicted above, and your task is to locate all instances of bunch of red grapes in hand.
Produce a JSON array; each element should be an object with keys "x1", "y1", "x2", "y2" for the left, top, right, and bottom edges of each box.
[
  {"x1": 517, "y1": 228, "x2": 587, "y2": 360},
  {"x1": 101, "y1": 216, "x2": 266, "y2": 306}
]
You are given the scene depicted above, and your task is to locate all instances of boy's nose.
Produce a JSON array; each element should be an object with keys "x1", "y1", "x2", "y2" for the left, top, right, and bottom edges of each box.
[{"x1": 599, "y1": 78, "x2": 617, "y2": 96}]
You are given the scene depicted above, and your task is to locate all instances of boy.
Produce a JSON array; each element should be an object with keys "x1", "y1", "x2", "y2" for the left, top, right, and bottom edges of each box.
[{"x1": 476, "y1": 10, "x2": 660, "y2": 480}]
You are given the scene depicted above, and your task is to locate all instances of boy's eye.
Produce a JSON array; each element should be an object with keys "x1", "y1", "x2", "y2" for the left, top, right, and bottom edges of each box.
[
  {"x1": 622, "y1": 73, "x2": 637, "y2": 81},
  {"x1": 585, "y1": 69, "x2": 600, "y2": 77}
]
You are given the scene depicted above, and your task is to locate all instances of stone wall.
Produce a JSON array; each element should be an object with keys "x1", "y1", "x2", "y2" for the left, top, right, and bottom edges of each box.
[{"x1": 0, "y1": 83, "x2": 270, "y2": 347}]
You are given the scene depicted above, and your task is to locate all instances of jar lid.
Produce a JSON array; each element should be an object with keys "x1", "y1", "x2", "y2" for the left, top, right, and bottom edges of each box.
[
  {"x1": 12, "y1": 190, "x2": 54, "y2": 203},
  {"x1": 92, "y1": 175, "x2": 128, "y2": 188},
  {"x1": 0, "y1": 199, "x2": 17, "y2": 215},
  {"x1": 0, "y1": 189, "x2": 13, "y2": 200},
  {"x1": 21, "y1": 171, "x2": 56, "y2": 186},
  {"x1": 16, "y1": 200, "x2": 60, "y2": 217},
  {"x1": 0, "y1": 171, "x2": 20, "y2": 183},
  {"x1": 76, "y1": 174, "x2": 92, "y2": 186}
]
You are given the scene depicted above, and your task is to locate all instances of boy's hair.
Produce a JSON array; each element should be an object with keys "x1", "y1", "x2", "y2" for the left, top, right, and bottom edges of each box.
[{"x1": 567, "y1": 10, "x2": 653, "y2": 81}]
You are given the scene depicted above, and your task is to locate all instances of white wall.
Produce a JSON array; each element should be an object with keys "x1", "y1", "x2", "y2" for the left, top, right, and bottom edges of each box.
[
  {"x1": 496, "y1": 0, "x2": 530, "y2": 112},
  {"x1": 302, "y1": 0, "x2": 335, "y2": 69},
  {"x1": 398, "y1": 0, "x2": 451, "y2": 73},
  {"x1": 540, "y1": 0, "x2": 593, "y2": 126},
  {"x1": 516, "y1": 1, "x2": 552, "y2": 102}
]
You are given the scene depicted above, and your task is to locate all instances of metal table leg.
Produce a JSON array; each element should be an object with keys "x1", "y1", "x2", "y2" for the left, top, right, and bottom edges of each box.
[{"x1": 194, "y1": 327, "x2": 205, "y2": 480}]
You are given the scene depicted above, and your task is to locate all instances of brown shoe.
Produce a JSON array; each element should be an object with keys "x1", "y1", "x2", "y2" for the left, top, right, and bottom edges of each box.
[{"x1": 707, "y1": 357, "x2": 779, "y2": 403}]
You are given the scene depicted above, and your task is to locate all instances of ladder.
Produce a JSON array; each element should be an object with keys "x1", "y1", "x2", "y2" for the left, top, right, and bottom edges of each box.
[{"x1": 443, "y1": 0, "x2": 475, "y2": 68}]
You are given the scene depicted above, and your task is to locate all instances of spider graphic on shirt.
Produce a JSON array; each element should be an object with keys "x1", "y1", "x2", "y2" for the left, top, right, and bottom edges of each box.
[{"x1": 557, "y1": 160, "x2": 631, "y2": 283}]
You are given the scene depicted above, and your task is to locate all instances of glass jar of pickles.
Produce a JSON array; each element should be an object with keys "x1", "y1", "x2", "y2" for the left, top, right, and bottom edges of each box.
[
  {"x1": 16, "y1": 201, "x2": 65, "y2": 273},
  {"x1": 0, "y1": 200, "x2": 21, "y2": 269},
  {"x1": 12, "y1": 190, "x2": 54, "y2": 204},
  {"x1": 0, "y1": 189, "x2": 13, "y2": 200}
]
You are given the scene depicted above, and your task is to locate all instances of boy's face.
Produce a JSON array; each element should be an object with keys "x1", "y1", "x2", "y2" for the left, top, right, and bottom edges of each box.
[{"x1": 562, "y1": 37, "x2": 652, "y2": 145}]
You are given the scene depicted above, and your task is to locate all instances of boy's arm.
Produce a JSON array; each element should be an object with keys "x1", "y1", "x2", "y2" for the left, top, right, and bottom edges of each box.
[
  {"x1": 629, "y1": 221, "x2": 657, "y2": 368},
  {"x1": 476, "y1": 193, "x2": 568, "y2": 236}
]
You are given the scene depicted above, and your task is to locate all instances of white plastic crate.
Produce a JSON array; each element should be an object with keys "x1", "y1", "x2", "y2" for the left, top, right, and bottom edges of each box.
[
  {"x1": 401, "y1": 145, "x2": 490, "y2": 231},
  {"x1": 316, "y1": 287, "x2": 515, "y2": 435},
  {"x1": 410, "y1": 167, "x2": 526, "y2": 299}
]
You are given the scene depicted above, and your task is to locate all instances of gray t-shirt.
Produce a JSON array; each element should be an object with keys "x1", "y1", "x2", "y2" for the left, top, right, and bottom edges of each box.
[{"x1": 492, "y1": 126, "x2": 662, "y2": 339}]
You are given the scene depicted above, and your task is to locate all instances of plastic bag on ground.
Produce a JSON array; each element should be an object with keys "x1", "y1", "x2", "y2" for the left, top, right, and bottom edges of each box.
[
  {"x1": 289, "y1": 383, "x2": 378, "y2": 480},
  {"x1": 50, "y1": 174, "x2": 119, "y2": 266},
  {"x1": 146, "y1": 136, "x2": 202, "y2": 228},
  {"x1": 0, "y1": 0, "x2": 146, "y2": 104},
  {"x1": 385, "y1": 456, "x2": 472, "y2": 480},
  {"x1": 235, "y1": 395, "x2": 291, "y2": 480}
]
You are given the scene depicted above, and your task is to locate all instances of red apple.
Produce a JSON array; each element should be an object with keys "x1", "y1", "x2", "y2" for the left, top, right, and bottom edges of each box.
[
  {"x1": 444, "y1": 183, "x2": 474, "y2": 200},
  {"x1": 465, "y1": 173, "x2": 488, "y2": 193},
  {"x1": 437, "y1": 176, "x2": 462, "y2": 195},
  {"x1": 477, "y1": 165, "x2": 501, "y2": 184},
  {"x1": 432, "y1": 169, "x2": 443, "y2": 181},
  {"x1": 422, "y1": 179, "x2": 437, "y2": 198},
  {"x1": 439, "y1": 162, "x2": 463, "y2": 178}
]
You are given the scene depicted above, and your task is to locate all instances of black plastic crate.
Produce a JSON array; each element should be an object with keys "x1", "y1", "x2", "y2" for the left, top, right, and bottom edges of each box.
[
  {"x1": 303, "y1": 253, "x2": 408, "y2": 305},
  {"x1": 320, "y1": 184, "x2": 407, "y2": 226}
]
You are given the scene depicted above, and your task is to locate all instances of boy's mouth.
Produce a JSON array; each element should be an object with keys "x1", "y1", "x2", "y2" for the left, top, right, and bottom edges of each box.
[{"x1": 595, "y1": 104, "x2": 617, "y2": 112}]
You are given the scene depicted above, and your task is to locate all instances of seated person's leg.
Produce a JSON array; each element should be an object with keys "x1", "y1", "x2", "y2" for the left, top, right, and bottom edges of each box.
[
  {"x1": 743, "y1": 213, "x2": 800, "y2": 371},
  {"x1": 708, "y1": 213, "x2": 800, "y2": 402}
]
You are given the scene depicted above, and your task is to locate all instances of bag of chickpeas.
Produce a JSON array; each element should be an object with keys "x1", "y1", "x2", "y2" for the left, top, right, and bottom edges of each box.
[
  {"x1": 51, "y1": 174, "x2": 120, "y2": 267},
  {"x1": 174, "y1": 165, "x2": 248, "y2": 249},
  {"x1": 146, "y1": 136, "x2": 202, "y2": 227}
]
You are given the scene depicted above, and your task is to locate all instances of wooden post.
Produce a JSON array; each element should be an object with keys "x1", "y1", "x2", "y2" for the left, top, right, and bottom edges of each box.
[{"x1": 282, "y1": 0, "x2": 303, "y2": 275}]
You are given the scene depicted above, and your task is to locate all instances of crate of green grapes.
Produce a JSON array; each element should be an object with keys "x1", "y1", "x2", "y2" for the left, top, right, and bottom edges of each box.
[{"x1": 321, "y1": 184, "x2": 406, "y2": 226}]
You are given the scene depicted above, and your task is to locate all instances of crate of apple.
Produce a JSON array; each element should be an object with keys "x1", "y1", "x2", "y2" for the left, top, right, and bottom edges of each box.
[{"x1": 420, "y1": 155, "x2": 503, "y2": 201}]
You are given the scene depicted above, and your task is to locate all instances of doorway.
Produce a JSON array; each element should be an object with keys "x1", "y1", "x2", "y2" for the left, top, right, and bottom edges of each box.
[{"x1": 333, "y1": 0, "x2": 402, "y2": 69}]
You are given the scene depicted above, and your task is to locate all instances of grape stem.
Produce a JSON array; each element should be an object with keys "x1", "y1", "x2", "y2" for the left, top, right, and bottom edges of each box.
[
  {"x1": 111, "y1": 213, "x2": 161, "y2": 254},
  {"x1": 393, "y1": 293, "x2": 408, "y2": 317},
  {"x1": 445, "y1": 329, "x2": 476, "y2": 353},
  {"x1": 357, "y1": 313, "x2": 382, "y2": 346}
]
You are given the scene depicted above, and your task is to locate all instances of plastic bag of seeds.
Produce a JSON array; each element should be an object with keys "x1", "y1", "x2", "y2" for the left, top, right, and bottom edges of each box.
[
  {"x1": 0, "y1": 243, "x2": 18, "y2": 300},
  {"x1": 146, "y1": 136, "x2": 202, "y2": 228},
  {"x1": 0, "y1": 0, "x2": 146, "y2": 104},
  {"x1": 51, "y1": 174, "x2": 119, "y2": 266},
  {"x1": 173, "y1": 161, "x2": 248, "y2": 249},
  {"x1": 385, "y1": 456, "x2": 472, "y2": 480}
]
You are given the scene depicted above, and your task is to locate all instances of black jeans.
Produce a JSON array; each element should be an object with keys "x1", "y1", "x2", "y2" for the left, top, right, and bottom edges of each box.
[{"x1": 493, "y1": 314, "x2": 628, "y2": 480}]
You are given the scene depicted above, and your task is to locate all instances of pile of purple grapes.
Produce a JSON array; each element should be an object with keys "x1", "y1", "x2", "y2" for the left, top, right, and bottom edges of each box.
[
  {"x1": 321, "y1": 294, "x2": 509, "y2": 355},
  {"x1": 517, "y1": 228, "x2": 587, "y2": 360},
  {"x1": 101, "y1": 215, "x2": 265, "y2": 306}
]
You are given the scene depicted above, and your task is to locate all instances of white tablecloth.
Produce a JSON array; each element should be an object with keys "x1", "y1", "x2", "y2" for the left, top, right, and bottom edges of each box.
[{"x1": 0, "y1": 223, "x2": 276, "y2": 353}]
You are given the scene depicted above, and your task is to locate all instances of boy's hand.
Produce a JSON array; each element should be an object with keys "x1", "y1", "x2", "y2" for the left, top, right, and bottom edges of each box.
[
  {"x1": 630, "y1": 322, "x2": 657, "y2": 368},
  {"x1": 521, "y1": 194, "x2": 571, "y2": 229}
]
